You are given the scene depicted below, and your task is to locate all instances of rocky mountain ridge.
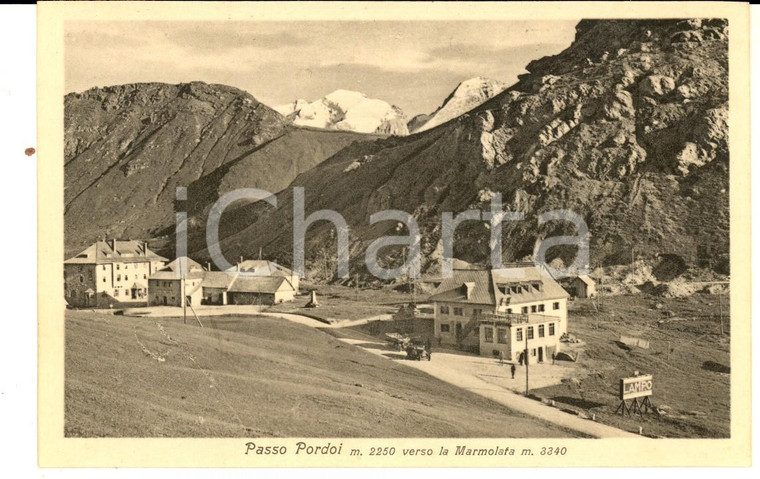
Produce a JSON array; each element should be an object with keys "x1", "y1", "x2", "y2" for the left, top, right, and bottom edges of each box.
[
  {"x1": 185, "y1": 19, "x2": 729, "y2": 280},
  {"x1": 64, "y1": 81, "x2": 382, "y2": 256}
]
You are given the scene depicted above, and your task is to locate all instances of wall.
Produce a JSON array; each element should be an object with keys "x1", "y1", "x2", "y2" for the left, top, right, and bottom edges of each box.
[
  {"x1": 480, "y1": 319, "x2": 561, "y2": 361},
  {"x1": 148, "y1": 279, "x2": 181, "y2": 306},
  {"x1": 64, "y1": 264, "x2": 97, "y2": 308},
  {"x1": 433, "y1": 301, "x2": 490, "y2": 349},
  {"x1": 228, "y1": 291, "x2": 276, "y2": 306},
  {"x1": 148, "y1": 278, "x2": 203, "y2": 306},
  {"x1": 202, "y1": 287, "x2": 228, "y2": 305}
]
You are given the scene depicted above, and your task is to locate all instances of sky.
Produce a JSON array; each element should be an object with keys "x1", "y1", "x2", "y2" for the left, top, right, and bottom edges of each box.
[{"x1": 65, "y1": 20, "x2": 579, "y2": 117}]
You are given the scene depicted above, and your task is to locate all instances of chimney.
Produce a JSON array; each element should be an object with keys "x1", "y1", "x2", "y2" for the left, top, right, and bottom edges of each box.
[{"x1": 464, "y1": 282, "x2": 475, "y2": 300}]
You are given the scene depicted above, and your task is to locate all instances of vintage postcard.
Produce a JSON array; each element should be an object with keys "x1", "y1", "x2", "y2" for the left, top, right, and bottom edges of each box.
[{"x1": 38, "y1": 1, "x2": 751, "y2": 468}]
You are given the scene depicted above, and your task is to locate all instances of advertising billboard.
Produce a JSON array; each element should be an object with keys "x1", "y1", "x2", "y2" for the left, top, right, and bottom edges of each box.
[{"x1": 619, "y1": 374, "x2": 653, "y2": 400}]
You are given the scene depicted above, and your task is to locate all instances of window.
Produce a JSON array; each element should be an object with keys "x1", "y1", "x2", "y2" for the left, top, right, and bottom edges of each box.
[
  {"x1": 473, "y1": 308, "x2": 483, "y2": 316},
  {"x1": 553, "y1": 302, "x2": 560, "y2": 310},
  {"x1": 531, "y1": 348, "x2": 537, "y2": 357},
  {"x1": 125, "y1": 264, "x2": 128, "y2": 269},
  {"x1": 521, "y1": 306, "x2": 528, "y2": 314},
  {"x1": 102, "y1": 277, "x2": 106, "y2": 282},
  {"x1": 440, "y1": 306, "x2": 450, "y2": 315},
  {"x1": 79, "y1": 275, "x2": 84, "y2": 283},
  {"x1": 143, "y1": 274, "x2": 147, "y2": 279},
  {"x1": 454, "y1": 307, "x2": 464, "y2": 316},
  {"x1": 538, "y1": 325, "x2": 545, "y2": 337},
  {"x1": 484, "y1": 327, "x2": 493, "y2": 343},
  {"x1": 497, "y1": 328, "x2": 507, "y2": 344},
  {"x1": 531, "y1": 305, "x2": 537, "y2": 313},
  {"x1": 440, "y1": 323, "x2": 450, "y2": 333},
  {"x1": 116, "y1": 264, "x2": 120, "y2": 270},
  {"x1": 507, "y1": 308, "x2": 512, "y2": 314},
  {"x1": 527, "y1": 326, "x2": 534, "y2": 340},
  {"x1": 549, "y1": 323, "x2": 555, "y2": 336},
  {"x1": 516, "y1": 328, "x2": 523, "y2": 342},
  {"x1": 116, "y1": 274, "x2": 121, "y2": 281},
  {"x1": 102, "y1": 265, "x2": 106, "y2": 270},
  {"x1": 538, "y1": 304, "x2": 545, "y2": 312},
  {"x1": 114, "y1": 289, "x2": 119, "y2": 297}
]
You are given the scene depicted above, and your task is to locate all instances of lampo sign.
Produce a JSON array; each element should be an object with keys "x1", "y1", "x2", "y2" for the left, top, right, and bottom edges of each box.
[{"x1": 619, "y1": 374, "x2": 653, "y2": 400}]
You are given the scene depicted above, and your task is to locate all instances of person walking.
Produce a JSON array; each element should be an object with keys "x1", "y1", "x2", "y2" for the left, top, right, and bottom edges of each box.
[
  {"x1": 499, "y1": 351, "x2": 504, "y2": 365},
  {"x1": 510, "y1": 364, "x2": 516, "y2": 379},
  {"x1": 552, "y1": 352, "x2": 556, "y2": 365}
]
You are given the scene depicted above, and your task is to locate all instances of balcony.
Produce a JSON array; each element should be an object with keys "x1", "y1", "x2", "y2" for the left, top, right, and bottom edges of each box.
[{"x1": 478, "y1": 311, "x2": 557, "y2": 325}]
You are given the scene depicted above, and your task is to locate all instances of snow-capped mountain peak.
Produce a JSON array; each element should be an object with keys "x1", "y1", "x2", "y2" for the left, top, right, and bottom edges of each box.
[
  {"x1": 275, "y1": 90, "x2": 409, "y2": 135},
  {"x1": 410, "y1": 77, "x2": 508, "y2": 133}
]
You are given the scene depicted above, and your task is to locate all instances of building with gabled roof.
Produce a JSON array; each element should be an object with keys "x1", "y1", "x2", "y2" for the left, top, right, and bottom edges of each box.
[
  {"x1": 147, "y1": 257, "x2": 206, "y2": 307},
  {"x1": 568, "y1": 274, "x2": 597, "y2": 298},
  {"x1": 226, "y1": 260, "x2": 300, "y2": 292},
  {"x1": 428, "y1": 263, "x2": 570, "y2": 361},
  {"x1": 64, "y1": 239, "x2": 168, "y2": 308},
  {"x1": 146, "y1": 258, "x2": 298, "y2": 307}
]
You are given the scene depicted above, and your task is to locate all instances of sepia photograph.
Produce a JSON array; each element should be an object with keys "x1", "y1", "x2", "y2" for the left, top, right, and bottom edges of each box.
[{"x1": 36, "y1": 0, "x2": 751, "y2": 468}]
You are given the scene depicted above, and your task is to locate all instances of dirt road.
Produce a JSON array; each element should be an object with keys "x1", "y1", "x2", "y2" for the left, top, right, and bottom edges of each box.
[{"x1": 334, "y1": 334, "x2": 640, "y2": 438}]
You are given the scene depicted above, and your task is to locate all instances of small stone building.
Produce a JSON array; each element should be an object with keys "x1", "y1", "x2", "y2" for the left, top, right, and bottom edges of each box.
[{"x1": 569, "y1": 275, "x2": 596, "y2": 298}]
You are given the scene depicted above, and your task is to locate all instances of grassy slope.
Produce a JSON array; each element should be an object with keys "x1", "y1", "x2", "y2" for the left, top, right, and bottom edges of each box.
[
  {"x1": 65, "y1": 310, "x2": 578, "y2": 438},
  {"x1": 533, "y1": 294, "x2": 730, "y2": 438}
]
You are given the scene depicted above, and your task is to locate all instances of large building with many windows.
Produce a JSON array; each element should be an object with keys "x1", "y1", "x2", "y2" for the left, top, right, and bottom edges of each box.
[
  {"x1": 64, "y1": 240, "x2": 168, "y2": 308},
  {"x1": 429, "y1": 263, "x2": 569, "y2": 362}
]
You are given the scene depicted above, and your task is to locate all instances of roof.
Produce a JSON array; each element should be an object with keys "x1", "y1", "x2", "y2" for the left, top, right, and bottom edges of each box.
[
  {"x1": 575, "y1": 275, "x2": 596, "y2": 286},
  {"x1": 428, "y1": 264, "x2": 569, "y2": 306},
  {"x1": 160, "y1": 257, "x2": 205, "y2": 275},
  {"x1": 64, "y1": 240, "x2": 168, "y2": 265},
  {"x1": 198, "y1": 271, "x2": 296, "y2": 294},
  {"x1": 427, "y1": 269, "x2": 494, "y2": 305},
  {"x1": 226, "y1": 260, "x2": 297, "y2": 278},
  {"x1": 201, "y1": 271, "x2": 237, "y2": 289},
  {"x1": 229, "y1": 276, "x2": 295, "y2": 294},
  {"x1": 149, "y1": 257, "x2": 206, "y2": 280}
]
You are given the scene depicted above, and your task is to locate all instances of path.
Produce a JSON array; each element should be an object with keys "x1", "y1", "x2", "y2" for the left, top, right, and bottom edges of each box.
[{"x1": 328, "y1": 329, "x2": 641, "y2": 439}]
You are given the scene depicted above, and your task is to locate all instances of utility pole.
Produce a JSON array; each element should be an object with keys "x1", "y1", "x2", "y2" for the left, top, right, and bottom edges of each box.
[
  {"x1": 525, "y1": 326, "x2": 530, "y2": 396},
  {"x1": 719, "y1": 289, "x2": 724, "y2": 335},
  {"x1": 182, "y1": 275, "x2": 187, "y2": 325}
]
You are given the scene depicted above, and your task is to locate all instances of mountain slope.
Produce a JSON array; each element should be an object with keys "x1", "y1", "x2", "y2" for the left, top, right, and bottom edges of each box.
[
  {"x1": 275, "y1": 89, "x2": 409, "y2": 136},
  {"x1": 193, "y1": 19, "x2": 729, "y2": 278},
  {"x1": 64, "y1": 82, "x2": 381, "y2": 255},
  {"x1": 410, "y1": 77, "x2": 508, "y2": 133}
]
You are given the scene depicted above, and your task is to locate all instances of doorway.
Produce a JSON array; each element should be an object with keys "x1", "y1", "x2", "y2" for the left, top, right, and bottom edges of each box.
[{"x1": 538, "y1": 346, "x2": 544, "y2": 363}]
